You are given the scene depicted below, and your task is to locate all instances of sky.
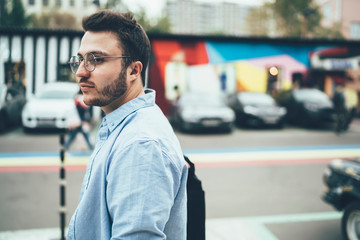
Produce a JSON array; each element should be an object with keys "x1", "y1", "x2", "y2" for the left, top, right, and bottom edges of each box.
[{"x1": 121, "y1": 0, "x2": 271, "y2": 19}]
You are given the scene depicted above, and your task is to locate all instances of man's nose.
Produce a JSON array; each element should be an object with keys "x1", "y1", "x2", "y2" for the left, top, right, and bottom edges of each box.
[{"x1": 76, "y1": 61, "x2": 90, "y2": 78}]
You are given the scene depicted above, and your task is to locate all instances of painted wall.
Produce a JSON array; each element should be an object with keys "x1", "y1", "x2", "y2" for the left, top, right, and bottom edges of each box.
[
  {"x1": 149, "y1": 38, "x2": 360, "y2": 115},
  {"x1": 1, "y1": 29, "x2": 359, "y2": 115}
]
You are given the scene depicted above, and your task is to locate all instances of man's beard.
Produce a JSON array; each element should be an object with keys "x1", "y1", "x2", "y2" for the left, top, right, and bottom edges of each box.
[{"x1": 86, "y1": 69, "x2": 128, "y2": 107}]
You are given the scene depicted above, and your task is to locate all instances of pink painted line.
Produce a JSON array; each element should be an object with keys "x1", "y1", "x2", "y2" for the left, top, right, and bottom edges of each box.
[{"x1": 1, "y1": 157, "x2": 353, "y2": 173}]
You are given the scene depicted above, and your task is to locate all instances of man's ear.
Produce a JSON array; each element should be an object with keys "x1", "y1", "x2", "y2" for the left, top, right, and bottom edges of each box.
[{"x1": 129, "y1": 61, "x2": 143, "y2": 81}]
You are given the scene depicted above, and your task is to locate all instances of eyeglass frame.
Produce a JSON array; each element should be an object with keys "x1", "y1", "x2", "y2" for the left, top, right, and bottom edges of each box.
[{"x1": 68, "y1": 52, "x2": 131, "y2": 73}]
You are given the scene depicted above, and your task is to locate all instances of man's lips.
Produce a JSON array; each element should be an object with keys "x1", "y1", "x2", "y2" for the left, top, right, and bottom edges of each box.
[{"x1": 80, "y1": 83, "x2": 95, "y2": 91}]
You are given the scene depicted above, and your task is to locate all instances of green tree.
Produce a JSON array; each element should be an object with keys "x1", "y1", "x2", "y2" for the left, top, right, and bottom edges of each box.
[
  {"x1": 28, "y1": 9, "x2": 80, "y2": 30},
  {"x1": 102, "y1": 2, "x2": 170, "y2": 33},
  {"x1": 246, "y1": 3, "x2": 274, "y2": 37},
  {"x1": 1, "y1": 0, "x2": 30, "y2": 27},
  {"x1": 104, "y1": 0, "x2": 127, "y2": 11},
  {"x1": 315, "y1": 22, "x2": 344, "y2": 39},
  {"x1": 272, "y1": 0, "x2": 321, "y2": 38},
  {"x1": 134, "y1": 8, "x2": 170, "y2": 33}
]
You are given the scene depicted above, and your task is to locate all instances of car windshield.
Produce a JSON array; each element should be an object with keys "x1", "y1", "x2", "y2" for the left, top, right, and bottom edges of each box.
[
  {"x1": 294, "y1": 89, "x2": 331, "y2": 103},
  {"x1": 179, "y1": 93, "x2": 225, "y2": 107},
  {"x1": 37, "y1": 89, "x2": 76, "y2": 99},
  {"x1": 238, "y1": 92, "x2": 275, "y2": 106}
]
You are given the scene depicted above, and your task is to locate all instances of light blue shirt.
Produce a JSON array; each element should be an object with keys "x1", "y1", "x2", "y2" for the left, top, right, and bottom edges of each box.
[{"x1": 67, "y1": 89, "x2": 188, "y2": 240}]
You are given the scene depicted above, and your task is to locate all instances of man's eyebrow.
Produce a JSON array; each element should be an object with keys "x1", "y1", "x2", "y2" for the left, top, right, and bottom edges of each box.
[
  {"x1": 77, "y1": 51, "x2": 108, "y2": 57},
  {"x1": 92, "y1": 51, "x2": 108, "y2": 55}
]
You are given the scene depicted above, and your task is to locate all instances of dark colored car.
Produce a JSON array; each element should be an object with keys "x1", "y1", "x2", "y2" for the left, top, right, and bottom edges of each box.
[
  {"x1": 322, "y1": 158, "x2": 360, "y2": 240},
  {"x1": 170, "y1": 92, "x2": 235, "y2": 133},
  {"x1": 274, "y1": 88, "x2": 335, "y2": 128},
  {"x1": 227, "y1": 92, "x2": 286, "y2": 128},
  {"x1": 0, "y1": 85, "x2": 26, "y2": 133}
]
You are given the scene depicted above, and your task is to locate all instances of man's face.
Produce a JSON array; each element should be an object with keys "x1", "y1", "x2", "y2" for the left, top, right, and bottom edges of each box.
[{"x1": 76, "y1": 31, "x2": 128, "y2": 110}]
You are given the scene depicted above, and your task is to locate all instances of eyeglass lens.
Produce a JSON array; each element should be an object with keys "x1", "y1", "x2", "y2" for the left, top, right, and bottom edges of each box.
[{"x1": 69, "y1": 53, "x2": 96, "y2": 73}]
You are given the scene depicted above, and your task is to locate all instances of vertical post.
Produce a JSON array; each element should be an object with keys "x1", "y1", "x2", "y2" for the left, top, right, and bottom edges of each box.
[{"x1": 59, "y1": 134, "x2": 66, "y2": 240}]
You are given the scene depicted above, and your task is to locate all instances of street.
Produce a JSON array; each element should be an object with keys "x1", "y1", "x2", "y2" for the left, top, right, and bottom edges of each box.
[{"x1": 0, "y1": 120, "x2": 360, "y2": 239}]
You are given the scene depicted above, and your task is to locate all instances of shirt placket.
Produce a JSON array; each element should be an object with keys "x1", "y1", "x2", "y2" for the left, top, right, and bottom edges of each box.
[{"x1": 84, "y1": 119, "x2": 110, "y2": 190}]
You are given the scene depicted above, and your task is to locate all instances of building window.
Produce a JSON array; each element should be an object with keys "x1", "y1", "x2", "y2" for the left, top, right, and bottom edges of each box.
[
  {"x1": 43, "y1": 0, "x2": 49, "y2": 6},
  {"x1": 70, "y1": 0, "x2": 75, "y2": 6},
  {"x1": 83, "y1": 0, "x2": 87, "y2": 7},
  {"x1": 28, "y1": 0, "x2": 35, "y2": 5},
  {"x1": 350, "y1": 22, "x2": 360, "y2": 39},
  {"x1": 55, "y1": 0, "x2": 61, "y2": 7}
]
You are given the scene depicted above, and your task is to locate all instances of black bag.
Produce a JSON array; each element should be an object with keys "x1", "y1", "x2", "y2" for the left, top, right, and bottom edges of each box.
[{"x1": 184, "y1": 155, "x2": 206, "y2": 240}]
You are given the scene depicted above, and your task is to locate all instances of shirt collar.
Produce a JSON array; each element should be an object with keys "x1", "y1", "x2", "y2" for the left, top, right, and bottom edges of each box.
[{"x1": 102, "y1": 89, "x2": 156, "y2": 133}]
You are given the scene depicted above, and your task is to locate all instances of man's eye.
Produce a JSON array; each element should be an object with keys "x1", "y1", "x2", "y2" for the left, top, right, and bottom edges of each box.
[{"x1": 95, "y1": 57, "x2": 105, "y2": 63}]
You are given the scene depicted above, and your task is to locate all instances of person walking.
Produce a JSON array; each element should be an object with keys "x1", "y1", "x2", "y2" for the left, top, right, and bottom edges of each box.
[
  {"x1": 67, "y1": 10, "x2": 188, "y2": 240},
  {"x1": 64, "y1": 90, "x2": 94, "y2": 150},
  {"x1": 333, "y1": 84, "x2": 349, "y2": 134}
]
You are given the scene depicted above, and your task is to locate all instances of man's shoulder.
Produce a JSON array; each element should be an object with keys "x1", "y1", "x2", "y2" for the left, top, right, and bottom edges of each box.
[{"x1": 111, "y1": 111, "x2": 184, "y2": 168}]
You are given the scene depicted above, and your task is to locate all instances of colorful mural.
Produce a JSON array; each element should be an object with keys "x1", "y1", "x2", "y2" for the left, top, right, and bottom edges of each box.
[
  {"x1": 1, "y1": 28, "x2": 358, "y2": 116},
  {"x1": 148, "y1": 37, "x2": 360, "y2": 115}
]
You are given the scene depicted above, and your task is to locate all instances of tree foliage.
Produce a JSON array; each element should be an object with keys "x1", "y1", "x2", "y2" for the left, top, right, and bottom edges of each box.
[
  {"x1": 134, "y1": 8, "x2": 170, "y2": 33},
  {"x1": 1, "y1": 0, "x2": 30, "y2": 27},
  {"x1": 246, "y1": 0, "x2": 344, "y2": 39},
  {"x1": 272, "y1": 0, "x2": 321, "y2": 38},
  {"x1": 315, "y1": 22, "x2": 344, "y2": 39},
  {"x1": 246, "y1": 3, "x2": 274, "y2": 37},
  {"x1": 28, "y1": 9, "x2": 80, "y2": 30}
]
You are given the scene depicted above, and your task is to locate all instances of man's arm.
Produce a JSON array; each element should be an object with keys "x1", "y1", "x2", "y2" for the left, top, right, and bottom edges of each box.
[{"x1": 106, "y1": 140, "x2": 182, "y2": 239}]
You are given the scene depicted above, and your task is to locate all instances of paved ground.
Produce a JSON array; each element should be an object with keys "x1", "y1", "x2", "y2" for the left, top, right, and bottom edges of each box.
[{"x1": 0, "y1": 119, "x2": 359, "y2": 240}]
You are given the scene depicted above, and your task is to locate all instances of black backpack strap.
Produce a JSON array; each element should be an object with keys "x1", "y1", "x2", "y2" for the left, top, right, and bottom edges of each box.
[{"x1": 184, "y1": 155, "x2": 206, "y2": 240}]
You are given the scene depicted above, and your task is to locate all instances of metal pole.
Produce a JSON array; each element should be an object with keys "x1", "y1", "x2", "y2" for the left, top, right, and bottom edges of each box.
[{"x1": 59, "y1": 134, "x2": 66, "y2": 240}]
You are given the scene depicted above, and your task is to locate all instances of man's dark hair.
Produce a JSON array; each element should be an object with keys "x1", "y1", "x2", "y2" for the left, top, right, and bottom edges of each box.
[{"x1": 82, "y1": 10, "x2": 151, "y2": 86}]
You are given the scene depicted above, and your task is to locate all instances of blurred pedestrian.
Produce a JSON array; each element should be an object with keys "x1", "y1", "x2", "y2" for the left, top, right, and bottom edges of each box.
[
  {"x1": 64, "y1": 90, "x2": 93, "y2": 150},
  {"x1": 333, "y1": 84, "x2": 349, "y2": 134},
  {"x1": 67, "y1": 10, "x2": 188, "y2": 240}
]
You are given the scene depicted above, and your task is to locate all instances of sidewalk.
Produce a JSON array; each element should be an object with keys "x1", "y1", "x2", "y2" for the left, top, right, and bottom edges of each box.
[{"x1": 0, "y1": 211, "x2": 342, "y2": 240}]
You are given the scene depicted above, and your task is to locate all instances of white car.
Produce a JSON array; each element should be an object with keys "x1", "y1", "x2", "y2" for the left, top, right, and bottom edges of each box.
[
  {"x1": 22, "y1": 82, "x2": 80, "y2": 131},
  {"x1": 170, "y1": 92, "x2": 235, "y2": 133}
]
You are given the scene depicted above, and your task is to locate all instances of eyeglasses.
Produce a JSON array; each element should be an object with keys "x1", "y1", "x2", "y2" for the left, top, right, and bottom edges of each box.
[{"x1": 69, "y1": 52, "x2": 130, "y2": 73}]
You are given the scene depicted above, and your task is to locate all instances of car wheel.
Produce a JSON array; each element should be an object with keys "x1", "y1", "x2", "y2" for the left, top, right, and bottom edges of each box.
[{"x1": 342, "y1": 201, "x2": 360, "y2": 240}]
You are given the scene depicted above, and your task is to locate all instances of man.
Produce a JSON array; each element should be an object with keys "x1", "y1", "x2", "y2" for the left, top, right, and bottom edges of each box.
[{"x1": 67, "y1": 10, "x2": 188, "y2": 240}]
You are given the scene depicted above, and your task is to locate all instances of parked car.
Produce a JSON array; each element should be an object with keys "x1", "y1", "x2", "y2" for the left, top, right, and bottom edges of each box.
[
  {"x1": 274, "y1": 88, "x2": 335, "y2": 128},
  {"x1": 170, "y1": 92, "x2": 235, "y2": 132},
  {"x1": 227, "y1": 92, "x2": 286, "y2": 128},
  {"x1": 0, "y1": 84, "x2": 26, "y2": 133},
  {"x1": 22, "y1": 82, "x2": 79, "y2": 131},
  {"x1": 322, "y1": 158, "x2": 360, "y2": 240}
]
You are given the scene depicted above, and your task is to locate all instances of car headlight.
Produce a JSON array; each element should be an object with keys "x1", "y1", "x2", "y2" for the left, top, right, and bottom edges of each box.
[
  {"x1": 181, "y1": 109, "x2": 198, "y2": 122},
  {"x1": 244, "y1": 105, "x2": 259, "y2": 115}
]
